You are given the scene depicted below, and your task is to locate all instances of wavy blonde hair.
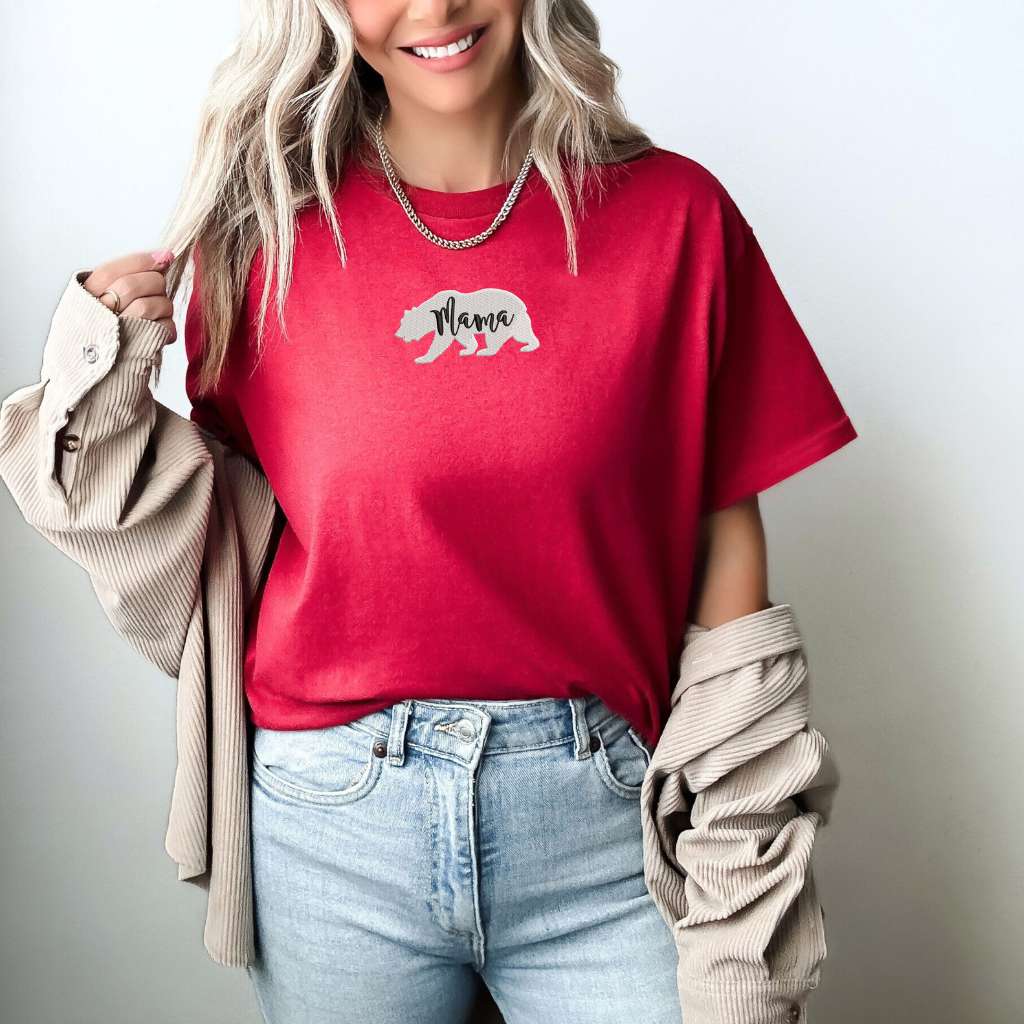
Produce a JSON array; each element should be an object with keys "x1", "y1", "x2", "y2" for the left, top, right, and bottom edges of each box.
[{"x1": 159, "y1": 0, "x2": 654, "y2": 398}]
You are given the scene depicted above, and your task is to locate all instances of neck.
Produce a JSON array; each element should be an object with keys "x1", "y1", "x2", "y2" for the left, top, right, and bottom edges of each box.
[{"x1": 379, "y1": 85, "x2": 530, "y2": 193}]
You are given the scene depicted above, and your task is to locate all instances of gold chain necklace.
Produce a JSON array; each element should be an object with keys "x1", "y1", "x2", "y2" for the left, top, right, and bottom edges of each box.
[{"x1": 372, "y1": 104, "x2": 536, "y2": 250}]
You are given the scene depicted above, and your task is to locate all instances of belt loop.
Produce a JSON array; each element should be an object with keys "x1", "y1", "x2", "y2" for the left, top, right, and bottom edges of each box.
[
  {"x1": 569, "y1": 697, "x2": 592, "y2": 760},
  {"x1": 387, "y1": 700, "x2": 412, "y2": 766}
]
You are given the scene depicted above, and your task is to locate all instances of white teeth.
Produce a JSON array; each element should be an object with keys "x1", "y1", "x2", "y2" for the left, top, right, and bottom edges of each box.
[{"x1": 411, "y1": 31, "x2": 479, "y2": 59}]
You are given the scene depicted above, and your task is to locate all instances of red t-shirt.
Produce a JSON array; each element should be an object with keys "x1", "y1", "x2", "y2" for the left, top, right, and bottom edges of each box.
[{"x1": 184, "y1": 145, "x2": 858, "y2": 746}]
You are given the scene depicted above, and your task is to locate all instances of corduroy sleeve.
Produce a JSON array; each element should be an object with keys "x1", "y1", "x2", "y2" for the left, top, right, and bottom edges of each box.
[
  {"x1": 640, "y1": 603, "x2": 837, "y2": 1024},
  {"x1": 0, "y1": 269, "x2": 274, "y2": 678}
]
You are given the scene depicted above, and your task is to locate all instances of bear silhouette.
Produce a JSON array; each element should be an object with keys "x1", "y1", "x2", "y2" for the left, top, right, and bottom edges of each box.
[{"x1": 395, "y1": 288, "x2": 541, "y2": 364}]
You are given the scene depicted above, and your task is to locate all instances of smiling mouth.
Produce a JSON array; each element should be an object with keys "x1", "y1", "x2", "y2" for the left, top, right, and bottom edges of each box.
[{"x1": 399, "y1": 25, "x2": 489, "y2": 61}]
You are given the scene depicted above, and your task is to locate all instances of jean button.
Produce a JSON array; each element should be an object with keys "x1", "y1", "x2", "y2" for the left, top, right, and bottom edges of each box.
[{"x1": 457, "y1": 719, "x2": 476, "y2": 741}]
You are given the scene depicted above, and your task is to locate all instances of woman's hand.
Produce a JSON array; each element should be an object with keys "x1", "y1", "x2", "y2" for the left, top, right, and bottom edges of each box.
[{"x1": 83, "y1": 249, "x2": 177, "y2": 343}]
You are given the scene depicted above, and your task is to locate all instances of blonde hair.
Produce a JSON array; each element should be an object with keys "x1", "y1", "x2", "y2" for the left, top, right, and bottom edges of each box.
[{"x1": 159, "y1": 0, "x2": 654, "y2": 398}]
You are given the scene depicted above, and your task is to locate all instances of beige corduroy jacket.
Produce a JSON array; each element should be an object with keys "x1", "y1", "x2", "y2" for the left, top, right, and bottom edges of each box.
[{"x1": 0, "y1": 270, "x2": 838, "y2": 1024}]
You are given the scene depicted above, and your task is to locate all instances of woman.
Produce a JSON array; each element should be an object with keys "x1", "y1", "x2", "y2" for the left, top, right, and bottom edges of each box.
[{"x1": 2, "y1": 1, "x2": 856, "y2": 1022}]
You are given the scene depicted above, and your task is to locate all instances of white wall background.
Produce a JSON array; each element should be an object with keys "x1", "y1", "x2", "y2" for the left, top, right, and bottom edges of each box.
[{"x1": 1, "y1": 2, "x2": 1021, "y2": 1022}]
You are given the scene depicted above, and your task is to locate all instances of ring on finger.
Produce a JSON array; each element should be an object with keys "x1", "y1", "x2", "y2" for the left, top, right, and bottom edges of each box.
[{"x1": 100, "y1": 288, "x2": 122, "y2": 315}]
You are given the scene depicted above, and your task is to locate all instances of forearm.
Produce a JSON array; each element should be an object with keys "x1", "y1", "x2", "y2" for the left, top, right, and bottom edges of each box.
[{"x1": 690, "y1": 495, "x2": 771, "y2": 628}]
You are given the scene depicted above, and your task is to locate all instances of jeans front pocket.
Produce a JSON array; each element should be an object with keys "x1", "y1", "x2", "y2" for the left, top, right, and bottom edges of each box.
[
  {"x1": 591, "y1": 717, "x2": 653, "y2": 799},
  {"x1": 251, "y1": 722, "x2": 384, "y2": 807}
]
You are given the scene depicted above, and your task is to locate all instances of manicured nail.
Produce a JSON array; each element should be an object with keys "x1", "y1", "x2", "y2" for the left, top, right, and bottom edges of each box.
[{"x1": 151, "y1": 248, "x2": 175, "y2": 267}]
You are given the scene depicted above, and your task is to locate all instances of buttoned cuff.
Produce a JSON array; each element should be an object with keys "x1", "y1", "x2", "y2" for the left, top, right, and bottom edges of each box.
[
  {"x1": 678, "y1": 972, "x2": 815, "y2": 1024},
  {"x1": 33, "y1": 269, "x2": 174, "y2": 515},
  {"x1": 39, "y1": 269, "x2": 171, "y2": 429}
]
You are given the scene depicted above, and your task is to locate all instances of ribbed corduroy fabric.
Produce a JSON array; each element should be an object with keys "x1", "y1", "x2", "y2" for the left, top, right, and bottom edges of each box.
[
  {"x1": 641, "y1": 602, "x2": 836, "y2": 1023},
  {"x1": 0, "y1": 270, "x2": 281, "y2": 966},
  {"x1": 1, "y1": 271, "x2": 836, "y2": 1022}
]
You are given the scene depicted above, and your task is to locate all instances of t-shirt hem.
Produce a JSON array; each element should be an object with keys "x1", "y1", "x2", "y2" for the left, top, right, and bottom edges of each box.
[{"x1": 702, "y1": 413, "x2": 858, "y2": 514}]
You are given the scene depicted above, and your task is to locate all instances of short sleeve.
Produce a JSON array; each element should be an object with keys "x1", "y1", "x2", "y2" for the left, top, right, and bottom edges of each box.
[
  {"x1": 183, "y1": 252, "x2": 260, "y2": 466},
  {"x1": 701, "y1": 221, "x2": 858, "y2": 514}
]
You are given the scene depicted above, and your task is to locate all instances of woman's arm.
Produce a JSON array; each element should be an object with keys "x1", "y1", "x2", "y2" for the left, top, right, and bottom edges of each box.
[
  {"x1": 641, "y1": 495, "x2": 836, "y2": 1024},
  {"x1": 689, "y1": 495, "x2": 770, "y2": 627},
  {"x1": 0, "y1": 265, "x2": 277, "y2": 678}
]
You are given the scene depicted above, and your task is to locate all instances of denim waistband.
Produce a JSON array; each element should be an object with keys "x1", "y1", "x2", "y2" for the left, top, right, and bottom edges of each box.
[{"x1": 344, "y1": 694, "x2": 633, "y2": 764}]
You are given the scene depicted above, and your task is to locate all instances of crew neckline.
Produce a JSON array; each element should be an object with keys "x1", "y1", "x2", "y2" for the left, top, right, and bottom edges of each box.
[{"x1": 352, "y1": 156, "x2": 545, "y2": 221}]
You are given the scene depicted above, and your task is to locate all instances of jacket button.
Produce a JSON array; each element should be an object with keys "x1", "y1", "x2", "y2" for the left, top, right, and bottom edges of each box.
[
  {"x1": 785, "y1": 1004, "x2": 801, "y2": 1022},
  {"x1": 589, "y1": 735, "x2": 601, "y2": 753},
  {"x1": 60, "y1": 433, "x2": 81, "y2": 452},
  {"x1": 372, "y1": 740, "x2": 387, "y2": 758},
  {"x1": 82, "y1": 344, "x2": 99, "y2": 363}
]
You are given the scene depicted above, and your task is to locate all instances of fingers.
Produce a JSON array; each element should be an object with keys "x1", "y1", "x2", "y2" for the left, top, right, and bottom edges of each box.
[
  {"x1": 92, "y1": 268, "x2": 165, "y2": 310},
  {"x1": 85, "y1": 249, "x2": 174, "y2": 297},
  {"x1": 120, "y1": 290, "x2": 174, "y2": 322},
  {"x1": 83, "y1": 249, "x2": 178, "y2": 343}
]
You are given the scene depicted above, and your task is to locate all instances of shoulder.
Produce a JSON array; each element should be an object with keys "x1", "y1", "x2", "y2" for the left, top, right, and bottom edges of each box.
[
  {"x1": 609, "y1": 146, "x2": 745, "y2": 212},
  {"x1": 597, "y1": 145, "x2": 751, "y2": 252}
]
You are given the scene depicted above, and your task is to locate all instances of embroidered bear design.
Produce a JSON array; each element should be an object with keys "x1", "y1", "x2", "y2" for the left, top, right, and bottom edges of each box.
[{"x1": 395, "y1": 288, "x2": 541, "y2": 364}]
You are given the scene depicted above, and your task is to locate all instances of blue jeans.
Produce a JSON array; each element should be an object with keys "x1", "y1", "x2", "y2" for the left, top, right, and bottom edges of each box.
[{"x1": 247, "y1": 695, "x2": 683, "y2": 1023}]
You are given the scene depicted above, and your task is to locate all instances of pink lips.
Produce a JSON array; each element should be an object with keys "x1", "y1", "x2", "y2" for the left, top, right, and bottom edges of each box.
[
  {"x1": 399, "y1": 25, "x2": 488, "y2": 72},
  {"x1": 402, "y1": 22, "x2": 488, "y2": 49}
]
